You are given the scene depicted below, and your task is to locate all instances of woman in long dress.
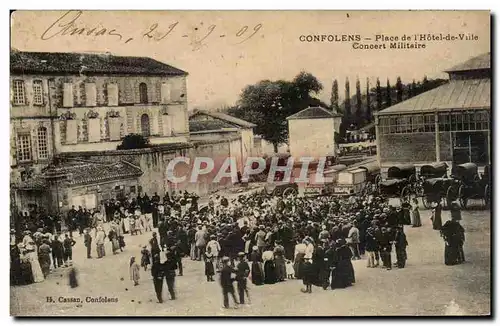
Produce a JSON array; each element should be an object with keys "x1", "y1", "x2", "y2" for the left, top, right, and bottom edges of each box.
[
  {"x1": 38, "y1": 239, "x2": 52, "y2": 278},
  {"x1": 293, "y1": 240, "x2": 306, "y2": 279},
  {"x1": 273, "y1": 241, "x2": 286, "y2": 282},
  {"x1": 332, "y1": 239, "x2": 354, "y2": 289},
  {"x1": 249, "y1": 246, "x2": 264, "y2": 285},
  {"x1": 440, "y1": 218, "x2": 464, "y2": 265},
  {"x1": 411, "y1": 198, "x2": 422, "y2": 227},
  {"x1": 262, "y1": 250, "x2": 277, "y2": 284},
  {"x1": 22, "y1": 231, "x2": 44, "y2": 283},
  {"x1": 431, "y1": 201, "x2": 443, "y2": 230}
]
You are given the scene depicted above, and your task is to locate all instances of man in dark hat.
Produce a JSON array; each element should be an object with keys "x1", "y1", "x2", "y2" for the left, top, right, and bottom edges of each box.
[
  {"x1": 163, "y1": 248, "x2": 178, "y2": 300},
  {"x1": 235, "y1": 252, "x2": 250, "y2": 304},
  {"x1": 151, "y1": 253, "x2": 164, "y2": 303},
  {"x1": 220, "y1": 256, "x2": 239, "y2": 309}
]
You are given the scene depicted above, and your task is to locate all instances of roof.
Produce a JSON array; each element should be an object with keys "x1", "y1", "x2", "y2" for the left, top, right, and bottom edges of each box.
[
  {"x1": 445, "y1": 52, "x2": 490, "y2": 73},
  {"x1": 189, "y1": 110, "x2": 256, "y2": 130},
  {"x1": 20, "y1": 160, "x2": 144, "y2": 188},
  {"x1": 10, "y1": 51, "x2": 187, "y2": 76},
  {"x1": 189, "y1": 119, "x2": 236, "y2": 132},
  {"x1": 286, "y1": 106, "x2": 342, "y2": 120},
  {"x1": 376, "y1": 78, "x2": 490, "y2": 115},
  {"x1": 14, "y1": 176, "x2": 47, "y2": 191}
]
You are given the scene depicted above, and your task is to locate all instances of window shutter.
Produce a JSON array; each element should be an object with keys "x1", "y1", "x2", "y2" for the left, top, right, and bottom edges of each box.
[
  {"x1": 160, "y1": 83, "x2": 171, "y2": 104},
  {"x1": 85, "y1": 83, "x2": 97, "y2": 107},
  {"x1": 109, "y1": 117, "x2": 121, "y2": 141},
  {"x1": 65, "y1": 120, "x2": 78, "y2": 144},
  {"x1": 107, "y1": 84, "x2": 118, "y2": 106},
  {"x1": 88, "y1": 118, "x2": 101, "y2": 143},
  {"x1": 63, "y1": 83, "x2": 73, "y2": 107},
  {"x1": 170, "y1": 85, "x2": 181, "y2": 102},
  {"x1": 162, "y1": 114, "x2": 172, "y2": 136}
]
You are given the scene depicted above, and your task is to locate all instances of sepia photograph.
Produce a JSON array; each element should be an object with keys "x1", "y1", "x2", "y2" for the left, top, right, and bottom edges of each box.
[{"x1": 8, "y1": 10, "x2": 491, "y2": 316}]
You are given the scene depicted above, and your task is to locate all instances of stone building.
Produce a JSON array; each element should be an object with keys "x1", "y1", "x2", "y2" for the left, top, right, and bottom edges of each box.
[
  {"x1": 10, "y1": 50, "x2": 190, "y2": 212},
  {"x1": 287, "y1": 106, "x2": 342, "y2": 161},
  {"x1": 375, "y1": 53, "x2": 491, "y2": 171}
]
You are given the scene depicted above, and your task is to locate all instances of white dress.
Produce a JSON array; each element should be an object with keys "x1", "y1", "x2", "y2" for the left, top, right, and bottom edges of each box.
[{"x1": 22, "y1": 236, "x2": 44, "y2": 283}]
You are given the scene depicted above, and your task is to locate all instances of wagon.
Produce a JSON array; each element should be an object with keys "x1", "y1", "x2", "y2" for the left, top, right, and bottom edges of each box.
[
  {"x1": 331, "y1": 168, "x2": 367, "y2": 196},
  {"x1": 420, "y1": 162, "x2": 448, "y2": 179},
  {"x1": 356, "y1": 161, "x2": 381, "y2": 196},
  {"x1": 451, "y1": 162, "x2": 490, "y2": 209},
  {"x1": 262, "y1": 153, "x2": 299, "y2": 197},
  {"x1": 378, "y1": 164, "x2": 418, "y2": 202},
  {"x1": 421, "y1": 177, "x2": 459, "y2": 209}
]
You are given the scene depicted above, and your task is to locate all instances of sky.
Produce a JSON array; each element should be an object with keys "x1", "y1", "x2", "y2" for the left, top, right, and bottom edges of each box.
[{"x1": 11, "y1": 10, "x2": 490, "y2": 110}]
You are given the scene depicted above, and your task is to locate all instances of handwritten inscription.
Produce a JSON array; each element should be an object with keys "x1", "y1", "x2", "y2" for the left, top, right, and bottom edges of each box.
[{"x1": 41, "y1": 10, "x2": 263, "y2": 50}]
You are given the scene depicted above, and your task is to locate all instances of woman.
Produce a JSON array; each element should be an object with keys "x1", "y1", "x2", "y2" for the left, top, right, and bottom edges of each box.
[
  {"x1": 293, "y1": 239, "x2": 306, "y2": 279},
  {"x1": 273, "y1": 241, "x2": 286, "y2": 282},
  {"x1": 411, "y1": 198, "x2": 422, "y2": 227},
  {"x1": 22, "y1": 231, "x2": 44, "y2": 283},
  {"x1": 38, "y1": 239, "x2": 52, "y2": 278},
  {"x1": 441, "y1": 216, "x2": 465, "y2": 266},
  {"x1": 10, "y1": 238, "x2": 22, "y2": 285},
  {"x1": 129, "y1": 257, "x2": 140, "y2": 286},
  {"x1": 249, "y1": 246, "x2": 264, "y2": 285},
  {"x1": 332, "y1": 238, "x2": 354, "y2": 289},
  {"x1": 431, "y1": 200, "x2": 443, "y2": 230},
  {"x1": 262, "y1": 249, "x2": 277, "y2": 284},
  {"x1": 108, "y1": 227, "x2": 120, "y2": 255}
]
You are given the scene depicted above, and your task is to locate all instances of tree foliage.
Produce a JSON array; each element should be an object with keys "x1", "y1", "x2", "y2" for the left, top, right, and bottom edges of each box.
[
  {"x1": 396, "y1": 76, "x2": 403, "y2": 103},
  {"x1": 229, "y1": 71, "x2": 325, "y2": 152},
  {"x1": 117, "y1": 134, "x2": 150, "y2": 150},
  {"x1": 330, "y1": 79, "x2": 339, "y2": 111}
]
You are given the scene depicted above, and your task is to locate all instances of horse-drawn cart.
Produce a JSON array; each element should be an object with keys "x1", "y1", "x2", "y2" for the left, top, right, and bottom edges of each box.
[
  {"x1": 378, "y1": 164, "x2": 418, "y2": 202},
  {"x1": 451, "y1": 163, "x2": 490, "y2": 209}
]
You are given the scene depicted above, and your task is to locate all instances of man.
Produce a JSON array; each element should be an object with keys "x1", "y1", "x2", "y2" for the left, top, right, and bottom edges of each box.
[
  {"x1": 220, "y1": 256, "x2": 239, "y2": 309},
  {"x1": 67, "y1": 206, "x2": 77, "y2": 237},
  {"x1": 394, "y1": 226, "x2": 408, "y2": 268},
  {"x1": 158, "y1": 218, "x2": 168, "y2": 251},
  {"x1": 163, "y1": 248, "x2": 178, "y2": 300},
  {"x1": 194, "y1": 225, "x2": 207, "y2": 261},
  {"x1": 83, "y1": 228, "x2": 92, "y2": 259},
  {"x1": 151, "y1": 254, "x2": 165, "y2": 303},
  {"x1": 236, "y1": 252, "x2": 250, "y2": 304},
  {"x1": 62, "y1": 234, "x2": 76, "y2": 266},
  {"x1": 347, "y1": 221, "x2": 361, "y2": 260},
  {"x1": 150, "y1": 232, "x2": 161, "y2": 257},
  {"x1": 206, "y1": 234, "x2": 221, "y2": 268}
]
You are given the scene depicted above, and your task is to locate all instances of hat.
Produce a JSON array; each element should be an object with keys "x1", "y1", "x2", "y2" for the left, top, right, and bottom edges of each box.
[
  {"x1": 10, "y1": 229, "x2": 15, "y2": 234},
  {"x1": 222, "y1": 256, "x2": 230, "y2": 263},
  {"x1": 238, "y1": 252, "x2": 245, "y2": 257},
  {"x1": 252, "y1": 246, "x2": 258, "y2": 251}
]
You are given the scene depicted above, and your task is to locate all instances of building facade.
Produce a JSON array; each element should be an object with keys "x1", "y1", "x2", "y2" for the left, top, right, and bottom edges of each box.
[
  {"x1": 287, "y1": 106, "x2": 342, "y2": 160},
  {"x1": 375, "y1": 53, "x2": 491, "y2": 171},
  {"x1": 10, "y1": 51, "x2": 190, "y2": 211}
]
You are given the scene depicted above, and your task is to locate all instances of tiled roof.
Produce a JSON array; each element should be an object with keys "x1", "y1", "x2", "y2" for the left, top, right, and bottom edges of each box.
[
  {"x1": 287, "y1": 106, "x2": 342, "y2": 120},
  {"x1": 14, "y1": 176, "x2": 47, "y2": 191},
  {"x1": 42, "y1": 159, "x2": 143, "y2": 186},
  {"x1": 10, "y1": 51, "x2": 187, "y2": 76},
  {"x1": 190, "y1": 110, "x2": 256, "y2": 129},
  {"x1": 376, "y1": 78, "x2": 490, "y2": 115},
  {"x1": 445, "y1": 52, "x2": 490, "y2": 72},
  {"x1": 189, "y1": 119, "x2": 235, "y2": 132}
]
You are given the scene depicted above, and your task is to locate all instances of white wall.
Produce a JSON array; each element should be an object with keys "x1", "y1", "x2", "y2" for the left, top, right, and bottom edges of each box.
[{"x1": 288, "y1": 118, "x2": 335, "y2": 159}]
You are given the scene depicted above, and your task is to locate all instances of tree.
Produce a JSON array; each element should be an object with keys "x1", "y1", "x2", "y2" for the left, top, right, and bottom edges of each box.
[
  {"x1": 344, "y1": 77, "x2": 351, "y2": 123},
  {"x1": 234, "y1": 71, "x2": 324, "y2": 152},
  {"x1": 396, "y1": 76, "x2": 403, "y2": 103},
  {"x1": 117, "y1": 134, "x2": 150, "y2": 150},
  {"x1": 366, "y1": 77, "x2": 372, "y2": 122},
  {"x1": 355, "y1": 77, "x2": 362, "y2": 116},
  {"x1": 376, "y1": 78, "x2": 382, "y2": 111},
  {"x1": 386, "y1": 78, "x2": 392, "y2": 107},
  {"x1": 330, "y1": 79, "x2": 339, "y2": 111}
]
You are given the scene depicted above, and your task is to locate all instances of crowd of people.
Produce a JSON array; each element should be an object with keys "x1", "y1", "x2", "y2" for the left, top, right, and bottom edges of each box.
[{"x1": 11, "y1": 185, "x2": 466, "y2": 309}]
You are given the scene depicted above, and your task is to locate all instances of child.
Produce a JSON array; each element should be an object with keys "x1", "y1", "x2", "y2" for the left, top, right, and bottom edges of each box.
[
  {"x1": 301, "y1": 258, "x2": 314, "y2": 293},
  {"x1": 205, "y1": 247, "x2": 215, "y2": 282},
  {"x1": 129, "y1": 257, "x2": 140, "y2": 286},
  {"x1": 285, "y1": 260, "x2": 295, "y2": 279},
  {"x1": 141, "y1": 246, "x2": 151, "y2": 271}
]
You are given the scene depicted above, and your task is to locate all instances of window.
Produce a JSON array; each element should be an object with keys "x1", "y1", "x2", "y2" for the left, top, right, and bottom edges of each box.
[
  {"x1": 107, "y1": 83, "x2": 118, "y2": 106},
  {"x1": 17, "y1": 133, "x2": 32, "y2": 162},
  {"x1": 13, "y1": 80, "x2": 25, "y2": 105},
  {"x1": 63, "y1": 83, "x2": 74, "y2": 107},
  {"x1": 37, "y1": 127, "x2": 48, "y2": 159},
  {"x1": 379, "y1": 114, "x2": 435, "y2": 135},
  {"x1": 138, "y1": 185, "x2": 143, "y2": 193},
  {"x1": 424, "y1": 114, "x2": 435, "y2": 132},
  {"x1": 33, "y1": 80, "x2": 43, "y2": 105},
  {"x1": 85, "y1": 83, "x2": 97, "y2": 107},
  {"x1": 140, "y1": 114, "x2": 150, "y2": 137},
  {"x1": 130, "y1": 186, "x2": 136, "y2": 193},
  {"x1": 139, "y1": 83, "x2": 148, "y2": 104},
  {"x1": 438, "y1": 113, "x2": 450, "y2": 131}
]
